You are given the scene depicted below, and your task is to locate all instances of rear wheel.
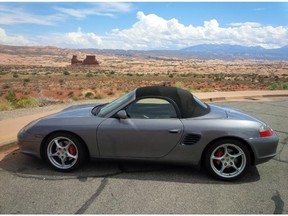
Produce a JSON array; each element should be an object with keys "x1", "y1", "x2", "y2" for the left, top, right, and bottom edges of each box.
[
  {"x1": 204, "y1": 139, "x2": 251, "y2": 181},
  {"x1": 44, "y1": 132, "x2": 87, "y2": 172}
]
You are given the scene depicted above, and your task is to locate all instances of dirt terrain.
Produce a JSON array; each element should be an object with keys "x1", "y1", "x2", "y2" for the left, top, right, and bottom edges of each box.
[{"x1": 0, "y1": 45, "x2": 287, "y2": 110}]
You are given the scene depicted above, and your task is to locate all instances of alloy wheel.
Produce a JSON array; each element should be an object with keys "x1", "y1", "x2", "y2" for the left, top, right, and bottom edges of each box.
[
  {"x1": 47, "y1": 136, "x2": 79, "y2": 170},
  {"x1": 210, "y1": 143, "x2": 246, "y2": 179}
]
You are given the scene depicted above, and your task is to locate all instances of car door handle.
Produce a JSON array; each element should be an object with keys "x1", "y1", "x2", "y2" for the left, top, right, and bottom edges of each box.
[{"x1": 169, "y1": 129, "x2": 181, "y2": 134}]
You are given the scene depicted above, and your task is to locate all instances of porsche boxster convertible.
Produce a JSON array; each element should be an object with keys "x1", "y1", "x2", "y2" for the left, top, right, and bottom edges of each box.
[{"x1": 18, "y1": 86, "x2": 279, "y2": 181}]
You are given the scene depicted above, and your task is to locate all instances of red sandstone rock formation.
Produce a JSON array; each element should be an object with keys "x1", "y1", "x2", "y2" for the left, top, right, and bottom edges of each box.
[
  {"x1": 83, "y1": 55, "x2": 99, "y2": 65},
  {"x1": 71, "y1": 55, "x2": 99, "y2": 66},
  {"x1": 71, "y1": 55, "x2": 82, "y2": 64}
]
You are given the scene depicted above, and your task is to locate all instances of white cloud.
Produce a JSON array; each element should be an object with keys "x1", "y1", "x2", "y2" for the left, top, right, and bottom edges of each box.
[
  {"x1": 54, "y1": 2, "x2": 133, "y2": 19},
  {"x1": 0, "y1": 5, "x2": 65, "y2": 26},
  {"x1": 229, "y1": 22, "x2": 262, "y2": 28},
  {"x1": 0, "y1": 28, "x2": 34, "y2": 46},
  {"x1": 38, "y1": 27, "x2": 102, "y2": 48},
  {"x1": 54, "y1": 7, "x2": 113, "y2": 19},
  {"x1": 2, "y1": 11, "x2": 287, "y2": 50},
  {"x1": 99, "y1": 11, "x2": 288, "y2": 49}
]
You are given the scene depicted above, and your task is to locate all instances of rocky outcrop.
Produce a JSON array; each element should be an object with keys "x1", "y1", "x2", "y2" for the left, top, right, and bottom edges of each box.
[
  {"x1": 71, "y1": 55, "x2": 99, "y2": 65},
  {"x1": 71, "y1": 55, "x2": 82, "y2": 64}
]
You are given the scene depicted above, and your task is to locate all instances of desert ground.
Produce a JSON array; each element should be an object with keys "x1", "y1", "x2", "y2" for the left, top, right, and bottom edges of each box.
[{"x1": 0, "y1": 46, "x2": 288, "y2": 110}]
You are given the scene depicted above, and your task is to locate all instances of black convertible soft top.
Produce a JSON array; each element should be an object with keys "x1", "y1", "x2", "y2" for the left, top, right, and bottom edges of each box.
[{"x1": 135, "y1": 86, "x2": 210, "y2": 118}]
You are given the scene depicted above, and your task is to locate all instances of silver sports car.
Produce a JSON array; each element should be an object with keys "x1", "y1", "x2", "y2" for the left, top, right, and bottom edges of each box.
[{"x1": 18, "y1": 86, "x2": 279, "y2": 181}]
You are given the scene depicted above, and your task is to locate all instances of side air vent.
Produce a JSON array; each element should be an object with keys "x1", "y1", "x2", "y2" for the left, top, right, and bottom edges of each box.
[{"x1": 182, "y1": 134, "x2": 201, "y2": 145}]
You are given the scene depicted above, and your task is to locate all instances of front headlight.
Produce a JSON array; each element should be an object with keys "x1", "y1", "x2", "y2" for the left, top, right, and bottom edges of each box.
[{"x1": 20, "y1": 119, "x2": 39, "y2": 134}]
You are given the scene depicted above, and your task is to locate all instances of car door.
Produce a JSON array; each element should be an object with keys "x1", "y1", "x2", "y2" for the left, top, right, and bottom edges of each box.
[{"x1": 97, "y1": 98, "x2": 184, "y2": 158}]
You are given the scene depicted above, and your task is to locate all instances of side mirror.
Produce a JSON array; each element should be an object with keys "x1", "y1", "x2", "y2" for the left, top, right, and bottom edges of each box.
[{"x1": 116, "y1": 110, "x2": 127, "y2": 119}]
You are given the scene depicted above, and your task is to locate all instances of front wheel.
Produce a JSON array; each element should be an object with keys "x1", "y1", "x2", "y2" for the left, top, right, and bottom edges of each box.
[
  {"x1": 204, "y1": 139, "x2": 251, "y2": 181},
  {"x1": 44, "y1": 132, "x2": 87, "y2": 172}
]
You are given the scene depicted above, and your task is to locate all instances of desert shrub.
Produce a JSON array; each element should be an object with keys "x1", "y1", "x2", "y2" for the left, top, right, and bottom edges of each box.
[
  {"x1": 0, "y1": 100, "x2": 12, "y2": 111},
  {"x1": 268, "y1": 82, "x2": 288, "y2": 90},
  {"x1": 201, "y1": 88, "x2": 213, "y2": 92},
  {"x1": 71, "y1": 96, "x2": 78, "y2": 101},
  {"x1": 37, "y1": 96, "x2": 60, "y2": 107},
  {"x1": 94, "y1": 93, "x2": 105, "y2": 99},
  {"x1": 68, "y1": 92, "x2": 78, "y2": 101},
  {"x1": 175, "y1": 81, "x2": 184, "y2": 89},
  {"x1": 2, "y1": 84, "x2": 10, "y2": 89},
  {"x1": 23, "y1": 78, "x2": 31, "y2": 86},
  {"x1": 68, "y1": 91, "x2": 74, "y2": 98},
  {"x1": 107, "y1": 90, "x2": 114, "y2": 96},
  {"x1": 5, "y1": 91, "x2": 17, "y2": 104},
  {"x1": 63, "y1": 71, "x2": 70, "y2": 75},
  {"x1": 213, "y1": 74, "x2": 225, "y2": 81},
  {"x1": 13, "y1": 73, "x2": 19, "y2": 78},
  {"x1": 85, "y1": 91, "x2": 94, "y2": 98},
  {"x1": 4, "y1": 90, "x2": 39, "y2": 109},
  {"x1": 14, "y1": 97, "x2": 38, "y2": 108},
  {"x1": 86, "y1": 73, "x2": 93, "y2": 77}
]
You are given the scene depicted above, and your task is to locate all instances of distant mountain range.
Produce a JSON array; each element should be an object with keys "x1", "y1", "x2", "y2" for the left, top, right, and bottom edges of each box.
[
  {"x1": 82, "y1": 44, "x2": 288, "y2": 60},
  {"x1": 1, "y1": 43, "x2": 287, "y2": 60},
  {"x1": 179, "y1": 44, "x2": 288, "y2": 60}
]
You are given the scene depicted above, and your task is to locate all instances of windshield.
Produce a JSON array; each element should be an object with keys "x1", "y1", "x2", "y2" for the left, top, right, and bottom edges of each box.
[{"x1": 97, "y1": 91, "x2": 135, "y2": 117}]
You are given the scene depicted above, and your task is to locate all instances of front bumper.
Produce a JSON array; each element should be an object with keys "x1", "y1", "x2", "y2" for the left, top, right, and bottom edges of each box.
[{"x1": 17, "y1": 129, "x2": 43, "y2": 159}]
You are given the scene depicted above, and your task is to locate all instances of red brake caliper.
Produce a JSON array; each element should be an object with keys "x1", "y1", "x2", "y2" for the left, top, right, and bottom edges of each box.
[
  {"x1": 215, "y1": 148, "x2": 224, "y2": 165},
  {"x1": 68, "y1": 145, "x2": 76, "y2": 156}
]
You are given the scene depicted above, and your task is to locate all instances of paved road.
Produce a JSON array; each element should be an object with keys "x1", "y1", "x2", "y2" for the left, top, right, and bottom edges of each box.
[{"x1": 0, "y1": 99, "x2": 287, "y2": 214}]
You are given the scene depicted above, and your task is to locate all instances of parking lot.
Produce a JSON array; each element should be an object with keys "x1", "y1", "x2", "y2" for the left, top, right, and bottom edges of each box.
[{"x1": 0, "y1": 99, "x2": 287, "y2": 214}]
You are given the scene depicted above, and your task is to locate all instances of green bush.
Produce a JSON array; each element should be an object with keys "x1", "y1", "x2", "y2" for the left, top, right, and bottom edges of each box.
[
  {"x1": 5, "y1": 91, "x2": 17, "y2": 104},
  {"x1": 5, "y1": 90, "x2": 38, "y2": 109},
  {"x1": 14, "y1": 98, "x2": 38, "y2": 108},
  {"x1": 63, "y1": 71, "x2": 70, "y2": 75},
  {"x1": 86, "y1": 73, "x2": 93, "y2": 77},
  {"x1": 268, "y1": 82, "x2": 288, "y2": 90},
  {"x1": 85, "y1": 92, "x2": 94, "y2": 98},
  {"x1": 94, "y1": 93, "x2": 104, "y2": 99}
]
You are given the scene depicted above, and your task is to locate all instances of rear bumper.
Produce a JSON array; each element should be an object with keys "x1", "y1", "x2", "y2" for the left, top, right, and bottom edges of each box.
[{"x1": 248, "y1": 132, "x2": 279, "y2": 165}]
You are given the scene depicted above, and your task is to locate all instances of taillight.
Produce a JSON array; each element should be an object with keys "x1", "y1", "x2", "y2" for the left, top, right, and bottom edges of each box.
[{"x1": 259, "y1": 125, "x2": 273, "y2": 137}]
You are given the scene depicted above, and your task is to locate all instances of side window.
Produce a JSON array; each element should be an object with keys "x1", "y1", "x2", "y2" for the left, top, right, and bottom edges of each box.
[{"x1": 126, "y1": 98, "x2": 178, "y2": 119}]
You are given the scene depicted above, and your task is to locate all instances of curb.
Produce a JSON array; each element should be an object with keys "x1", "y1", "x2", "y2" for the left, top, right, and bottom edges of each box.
[
  {"x1": 263, "y1": 94, "x2": 288, "y2": 98},
  {"x1": 201, "y1": 94, "x2": 288, "y2": 103},
  {"x1": 0, "y1": 141, "x2": 18, "y2": 152},
  {"x1": 201, "y1": 97, "x2": 226, "y2": 102}
]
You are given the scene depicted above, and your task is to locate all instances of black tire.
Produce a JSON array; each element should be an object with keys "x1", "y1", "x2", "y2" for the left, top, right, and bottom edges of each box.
[
  {"x1": 204, "y1": 139, "x2": 251, "y2": 181},
  {"x1": 43, "y1": 132, "x2": 87, "y2": 172}
]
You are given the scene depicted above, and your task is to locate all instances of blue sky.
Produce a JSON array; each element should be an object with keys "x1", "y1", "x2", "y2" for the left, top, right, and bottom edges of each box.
[{"x1": 0, "y1": 2, "x2": 288, "y2": 50}]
